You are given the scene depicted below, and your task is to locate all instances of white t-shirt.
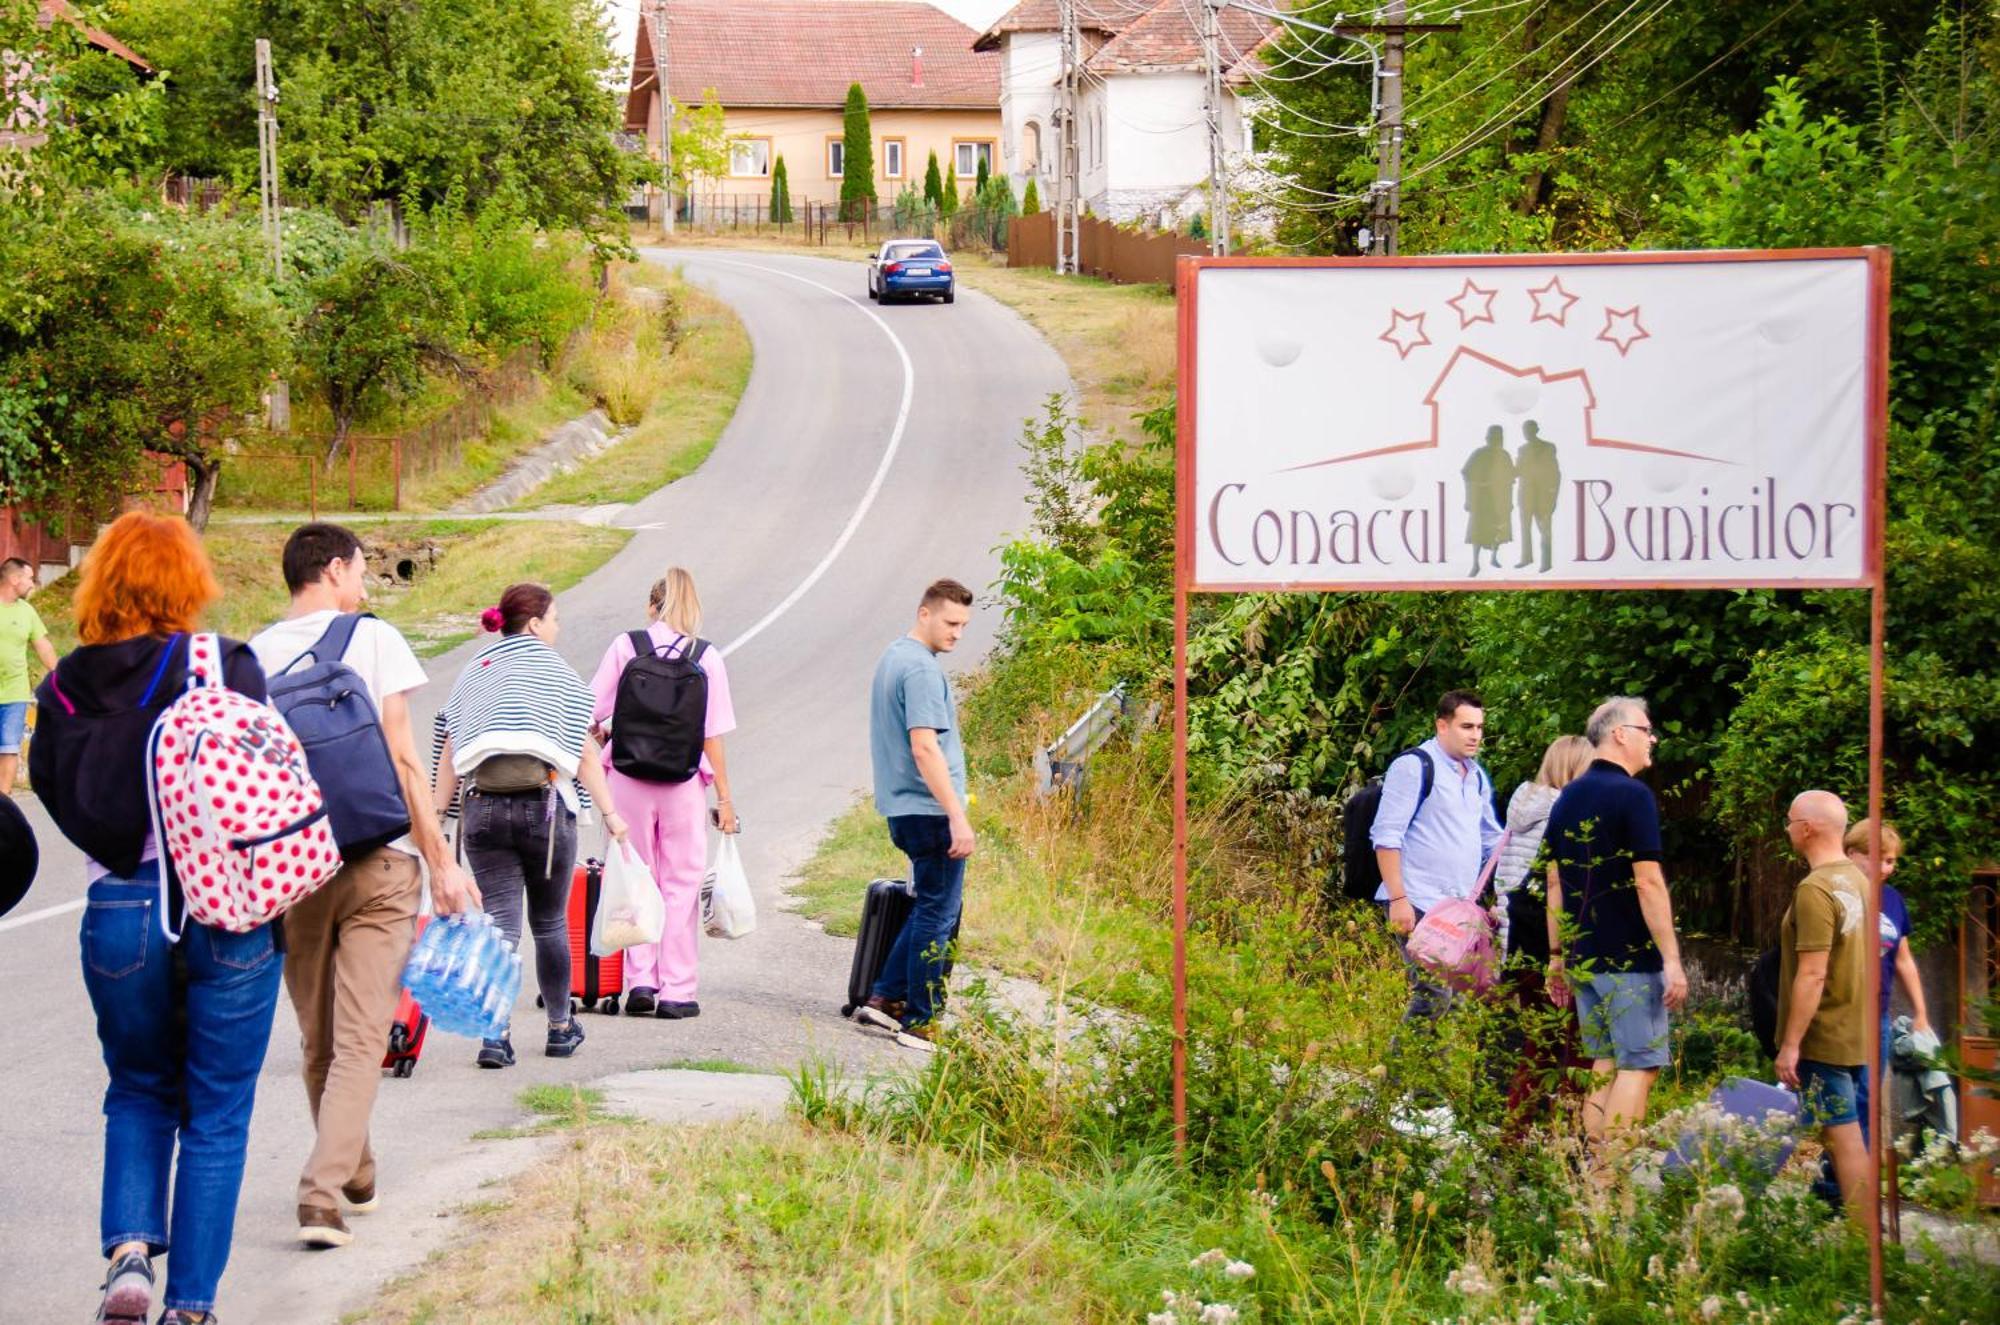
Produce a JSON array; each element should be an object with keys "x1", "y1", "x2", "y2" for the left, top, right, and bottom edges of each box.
[{"x1": 251, "y1": 610, "x2": 427, "y2": 859}]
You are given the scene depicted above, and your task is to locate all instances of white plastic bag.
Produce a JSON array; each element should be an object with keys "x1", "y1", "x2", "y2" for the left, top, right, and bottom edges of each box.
[
  {"x1": 703, "y1": 834, "x2": 757, "y2": 939},
  {"x1": 590, "y1": 842, "x2": 665, "y2": 956}
]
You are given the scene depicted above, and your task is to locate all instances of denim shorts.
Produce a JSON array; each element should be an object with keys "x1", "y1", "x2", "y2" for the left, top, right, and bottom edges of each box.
[
  {"x1": 1574, "y1": 970, "x2": 1671, "y2": 1069},
  {"x1": 1798, "y1": 1059, "x2": 1863, "y2": 1128},
  {"x1": 0, "y1": 701, "x2": 24, "y2": 754}
]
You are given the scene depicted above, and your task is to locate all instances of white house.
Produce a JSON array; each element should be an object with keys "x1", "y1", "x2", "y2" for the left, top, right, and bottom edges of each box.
[{"x1": 972, "y1": 0, "x2": 1274, "y2": 227}]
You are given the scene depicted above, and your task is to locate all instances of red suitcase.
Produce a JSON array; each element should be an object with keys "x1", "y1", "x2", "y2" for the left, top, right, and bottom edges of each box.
[
  {"x1": 568, "y1": 858, "x2": 623, "y2": 1014},
  {"x1": 382, "y1": 916, "x2": 430, "y2": 1078}
]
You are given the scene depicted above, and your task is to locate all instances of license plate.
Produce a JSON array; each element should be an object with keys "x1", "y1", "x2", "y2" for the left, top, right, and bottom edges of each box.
[{"x1": 908, "y1": 267, "x2": 932, "y2": 276}]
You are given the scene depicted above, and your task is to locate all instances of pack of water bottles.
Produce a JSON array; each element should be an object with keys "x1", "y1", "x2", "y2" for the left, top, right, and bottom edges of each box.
[{"x1": 400, "y1": 911, "x2": 522, "y2": 1040}]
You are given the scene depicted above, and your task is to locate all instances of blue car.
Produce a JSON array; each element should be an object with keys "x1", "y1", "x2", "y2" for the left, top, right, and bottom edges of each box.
[{"x1": 867, "y1": 239, "x2": 955, "y2": 305}]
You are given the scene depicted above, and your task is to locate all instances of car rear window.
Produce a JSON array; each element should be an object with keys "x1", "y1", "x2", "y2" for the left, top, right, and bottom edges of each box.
[{"x1": 887, "y1": 244, "x2": 944, "y2": 261}]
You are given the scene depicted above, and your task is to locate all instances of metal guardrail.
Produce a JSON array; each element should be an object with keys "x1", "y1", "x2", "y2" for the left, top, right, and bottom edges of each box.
[{"x1": 1034, "y1": 684, "x2": 1149, "y2": 796}]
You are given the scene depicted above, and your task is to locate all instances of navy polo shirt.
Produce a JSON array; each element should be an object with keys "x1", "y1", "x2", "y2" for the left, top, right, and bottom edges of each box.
[{"x1": 1544, "y1": 758, "x2": 1665, "y2": 973}]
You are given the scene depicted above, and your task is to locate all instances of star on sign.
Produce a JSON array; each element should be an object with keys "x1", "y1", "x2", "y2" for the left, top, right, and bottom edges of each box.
[
  {"x1": 1378, "y1": 308, "x2": 1431, "y2": 359},
  {"x1": 1445, "y1": 277, "x2": 1497, "y2": 329},
  {"x1": 1597, "y1": 305, "x2": 1650, "y2": 356},
  {"x1": 1528, "y1": 276, "x2": 1580, "y2": 326}
]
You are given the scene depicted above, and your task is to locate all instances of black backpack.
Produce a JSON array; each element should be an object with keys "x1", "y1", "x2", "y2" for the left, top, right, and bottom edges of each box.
[
  {"x1": 1334, "y1": 747, "x2": 1436, "y2": 902},
  {"x1": 610, "y1": 631, "x2": 710, "y2": 784},
  {"x1": 1749, "y1": 946, "x2": 1782, "y2": 1059},
  {"x1": 266, "y1": 613, "x2": 412, "y2": 861}
]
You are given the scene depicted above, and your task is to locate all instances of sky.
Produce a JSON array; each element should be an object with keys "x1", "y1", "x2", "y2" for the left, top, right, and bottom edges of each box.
[{"x1": 599, "y1": 0, "x2": 1018, "y2": 77}]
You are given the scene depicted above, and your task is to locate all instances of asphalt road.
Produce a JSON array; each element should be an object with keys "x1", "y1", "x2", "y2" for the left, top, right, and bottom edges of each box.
[{"x1": 0, "y1": 249, "x2": 1067, "y2": 1322}]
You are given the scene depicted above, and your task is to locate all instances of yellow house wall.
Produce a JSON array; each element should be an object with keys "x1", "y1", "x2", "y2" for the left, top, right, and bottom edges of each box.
[{"x1": 706, "y1": 106, "x2": 1003, "y2": 205}]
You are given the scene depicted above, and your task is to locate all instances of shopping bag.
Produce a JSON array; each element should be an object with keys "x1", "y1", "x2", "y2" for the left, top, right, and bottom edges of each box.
[
  {"x1": 590, "y1": 841, "x2": 665, "y2": 956},
  {"x1": 1404, "y1": 831, "x2": 1508, "y2": 995},
  {"x1": 703, "y1": 834, "x2": 757, "y2": 939}
]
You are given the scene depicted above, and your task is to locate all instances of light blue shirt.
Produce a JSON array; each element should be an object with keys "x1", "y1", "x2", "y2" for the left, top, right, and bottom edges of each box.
[
  {"x1": 870, "y1": 635, "x2": 966, "y2": 818},
  {"x1": 1369, "y1": 737, "x2": 1504, "y2": 913}
]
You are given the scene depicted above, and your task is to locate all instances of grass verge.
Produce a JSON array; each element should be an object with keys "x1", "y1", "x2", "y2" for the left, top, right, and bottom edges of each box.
[
  {"x1": 526, "y1": 266, "x2": 752, "y2": 508},
  {"x1": 470, "y1": 1085, "x2": 621, "y2": 1141},
  {"x1": 24, "y1": 518, "x2": 630, "y2": 659}
]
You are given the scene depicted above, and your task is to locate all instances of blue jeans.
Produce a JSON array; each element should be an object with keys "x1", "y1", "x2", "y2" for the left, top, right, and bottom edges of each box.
[
  {"x1": 81, "y1": 866, "x2": 284, "y2": 1313},
  {"x1": 873, "y1": 814, "x2": 966, "y2": 1029}
]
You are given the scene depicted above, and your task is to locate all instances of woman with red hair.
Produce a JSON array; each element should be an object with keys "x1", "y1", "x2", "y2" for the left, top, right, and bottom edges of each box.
[{"x1": 31, "y1": 513, "x2": 279, "y2": 1325}]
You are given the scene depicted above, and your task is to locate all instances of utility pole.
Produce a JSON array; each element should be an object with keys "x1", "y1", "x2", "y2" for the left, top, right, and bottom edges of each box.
[
  {"x1": 1337, "y1": 3, "x2": 1457, "y2": 256},
  {"x1": 254, "y1": 38, "x2": 281, "y2": 279},
  {"x1": 1201, "y1": 0, "x2": 1228, "y2": 255},
  {"x1": 650, "y1": 0, "x2": 675, "y2": 234},
  {"x1": 1054, "y1": 0, "x2": 1080, "y2": 274}
]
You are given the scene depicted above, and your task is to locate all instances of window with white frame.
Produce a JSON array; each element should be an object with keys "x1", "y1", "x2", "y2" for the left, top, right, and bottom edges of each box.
[
  {"x1": 728, "y1": 138, "x2": 771, "y2": 178},
  {"x1": 953, "y1": 140, "x2": 993, "y2": 178},
  {"x1": 827, "y1": 138, "x2": 844, "y2": 177},
  {"x1": 883, "y1": 139, "x2": 904, "y2": 179}
]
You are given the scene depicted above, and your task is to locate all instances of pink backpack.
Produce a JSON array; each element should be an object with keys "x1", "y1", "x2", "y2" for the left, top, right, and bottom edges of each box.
[
  {"x1": 146, "y1": 633, "x2": 342, "y2": 940},
  {"x1": 1405, "y1": 830, "x2": 1512, "y2": 995}
]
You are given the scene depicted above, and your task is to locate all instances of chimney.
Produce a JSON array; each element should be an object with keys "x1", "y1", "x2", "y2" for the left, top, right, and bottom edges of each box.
[{"x1": 911, "y1": 45, "x2": 924, "y2": 87}]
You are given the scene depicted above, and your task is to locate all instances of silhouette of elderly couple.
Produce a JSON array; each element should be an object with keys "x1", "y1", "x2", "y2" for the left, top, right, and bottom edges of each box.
[{"x1": 1463, "y1": 421, "x2": 1561, "y2": 576}]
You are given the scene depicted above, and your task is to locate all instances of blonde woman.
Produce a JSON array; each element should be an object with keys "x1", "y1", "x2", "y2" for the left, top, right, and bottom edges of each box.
[
  {"x1": 589, "y1": 568, "x2": 738, "y2": 1019},
  {"x1": 1495, "y1": 734, "x2": 1595, "y2": 957}
]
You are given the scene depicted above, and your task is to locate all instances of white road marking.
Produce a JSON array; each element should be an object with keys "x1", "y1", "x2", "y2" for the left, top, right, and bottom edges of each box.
[
  {"x1": 669, "y1": 254, "x2": 917, "y2": 658},
  {"x1": 0, "y1": 896, "x2": 84, "y2": 934},
  {"x1": 5, "y1": 254, "x2": 918, "y2": 937}
]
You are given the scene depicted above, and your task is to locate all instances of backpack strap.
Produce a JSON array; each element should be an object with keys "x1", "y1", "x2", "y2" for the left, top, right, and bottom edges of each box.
[
  {"x1": 626, "y1": 629, "x2": 654, "y2": 661},
  {"x1": 139, "y1": 634, "x2": 184, "y2": 706},
  {"x1": 1397, "y1": 747, "x2": 1436, "y2": 833},
  {"x1": 685, "y1": 638, "x2": 709, "y2": 665},
  {"x1": 283, "y1": 611, "x2": 371, "y2": 676},
  {"x1": 185, "y1": 633, "x2": 223, "y2": 692}
]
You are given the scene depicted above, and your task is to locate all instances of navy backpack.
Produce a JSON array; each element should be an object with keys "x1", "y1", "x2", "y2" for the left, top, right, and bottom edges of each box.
[{"x1": 267, "y1": 613, "x2": 411, "y2": 860}]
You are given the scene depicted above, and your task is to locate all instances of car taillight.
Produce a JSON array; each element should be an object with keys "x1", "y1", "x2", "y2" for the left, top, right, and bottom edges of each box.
[
  {"x1": 936, "y1": 261, "x2": 952, "y2": 273},
  {"x1": 883, "y1": 261, "x2": 904, "y2": 274}
]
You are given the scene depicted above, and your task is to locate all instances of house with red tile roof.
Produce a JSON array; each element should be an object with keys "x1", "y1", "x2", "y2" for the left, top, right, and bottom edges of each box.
[
  {"x1": 973, "y1": 0, "x2": 1276, "y2": 227},
  {"x1": 625, "y1": 0, "x2": 1002, "y2": 219}
]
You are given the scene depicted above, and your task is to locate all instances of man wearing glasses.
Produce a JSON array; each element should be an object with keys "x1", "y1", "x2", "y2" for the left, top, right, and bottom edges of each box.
[{"x1": 1544, "y1": 696, "x2": 1688, "y2": 1156}]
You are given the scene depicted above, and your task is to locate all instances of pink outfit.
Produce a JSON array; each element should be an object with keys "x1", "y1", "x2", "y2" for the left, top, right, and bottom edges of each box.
[{"x1": 589, "y1": 625, "x2": 736, "y2": 1000}]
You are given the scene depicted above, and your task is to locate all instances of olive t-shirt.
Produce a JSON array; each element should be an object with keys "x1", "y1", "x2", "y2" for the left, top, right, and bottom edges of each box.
[{"x1": 1778, "y1": 859, "x2": 1871, "y2": 1067}]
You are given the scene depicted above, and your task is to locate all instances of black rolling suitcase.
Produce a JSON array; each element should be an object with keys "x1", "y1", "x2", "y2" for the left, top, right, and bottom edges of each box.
[{"x1": 843, "y1": 878, "x2": 915, "y2": 1018}]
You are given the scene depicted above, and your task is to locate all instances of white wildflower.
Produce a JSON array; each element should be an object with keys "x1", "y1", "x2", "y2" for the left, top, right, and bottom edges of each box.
[
  {"x1": 1198, "y1": 1305, "x2": 1240, "y2": 1325},
  {"x1": 1191, "y1": 1247, "x2": 1228, "y2": 1270},
  {"x1": 1147, "y1": 1314, "x2": 1176, "y2": 1325},
  {"x1": 1646, "y1": 1254, "x2": 1665, "y2": 1278},
  {"x1": 1224, "y1": 1259, "x2": 1255, "y2": 1281},
  {"x1": 1445, "y1": 1263, "x2": 1496, "y2": 1298},
  {"x1": 1700, "y1": 1296, "x2": 1723, "y2": 1321},
  {"x1": 1697, "y1": 1182, "x2": 1746, "y2": 1224}
]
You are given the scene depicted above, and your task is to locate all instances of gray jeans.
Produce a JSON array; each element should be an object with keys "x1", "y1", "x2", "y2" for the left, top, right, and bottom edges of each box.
[{"x1": 462, "y1": 790, "x2": 578, "y2": 1028}]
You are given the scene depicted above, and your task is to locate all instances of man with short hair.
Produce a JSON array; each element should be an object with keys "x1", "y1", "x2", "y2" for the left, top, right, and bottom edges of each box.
[
  {"x1": 1372, "y1": 689, "x2": 1505, "y2": 1026},
  {"x1": 856, "y1": 578, "x2": 975, "y2": 1053},
  {"x1": 0, "y1": 556, "x2": 57, "y2": 797},
  {"x1": 249, "y1": 523, "x2": 479, "y2": 1250},
  {"x1": 1546, "y1": 695, "x2": 1687, "y2": 1149},
  {"x1": 1776, "y1": 789, "x2": 1873, "y2": 1215}
]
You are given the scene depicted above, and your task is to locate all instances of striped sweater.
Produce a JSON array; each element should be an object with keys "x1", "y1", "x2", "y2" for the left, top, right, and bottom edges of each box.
[{"x1": 432, "y1": 633, "x2": 596, "y2": 817}]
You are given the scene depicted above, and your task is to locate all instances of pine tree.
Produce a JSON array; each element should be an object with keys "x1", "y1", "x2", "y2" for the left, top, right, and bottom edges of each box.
[
  {"x1": 769, "y1": 155, "x2": 793, "y2": 223},
  {"x1": 939, "y1": 177, "x2": 959, "y2": 219},
  {"x1": 1021, "y1": 177, "x2": 1041, "y2": 215},
  {"x1": 839, "y1": 82, "x2": 875, "y2": 221},
  {"x1": 923, "y1": 150, "x2": 944, "y2": 211},
  {"x1": 974, "y1": 154, "x2": 989, "y2": 197}
]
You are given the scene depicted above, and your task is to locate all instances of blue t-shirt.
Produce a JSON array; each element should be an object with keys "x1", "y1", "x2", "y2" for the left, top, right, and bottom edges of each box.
[
  {"x1": 1545, "y1": 759, "x2": 1665, "y2": 973},
  {"x1": 1878, "y1": 884, "x2": 1909, "y2": 1017},
  {"x1": 869, "y1": 636, "x2": 966, "y2": 818}
]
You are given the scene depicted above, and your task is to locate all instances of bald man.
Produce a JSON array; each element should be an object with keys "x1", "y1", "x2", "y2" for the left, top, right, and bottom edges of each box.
[{"x1": 1776, "y1": 790, "x2": 1873, "y2": 1215}]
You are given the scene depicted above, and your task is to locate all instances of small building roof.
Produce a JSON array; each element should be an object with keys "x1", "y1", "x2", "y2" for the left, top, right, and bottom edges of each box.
[
  {"x1": 625, "y1": 0, "x2": 997, "y2": 127},
  {"x1": 39, "y1": 0, "x2": 152, "y2": 73},
  {"x1": 970, "y1": 0, "x2": 1137, "y2": 52},
  {"x1": 1082, "y1": 0, "x2": 1275, "y2": 78}
]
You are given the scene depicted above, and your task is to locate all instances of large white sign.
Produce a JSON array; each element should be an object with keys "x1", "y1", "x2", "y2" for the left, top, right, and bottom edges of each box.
[{"x1": 1187, "y1": 254, "x2": 1881, "y2": 590}]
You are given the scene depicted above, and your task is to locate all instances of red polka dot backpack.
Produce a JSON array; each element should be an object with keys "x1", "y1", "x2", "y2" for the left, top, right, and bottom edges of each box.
[{"x1": 146, "y1": 633, "x2": 342, "y2": 939}]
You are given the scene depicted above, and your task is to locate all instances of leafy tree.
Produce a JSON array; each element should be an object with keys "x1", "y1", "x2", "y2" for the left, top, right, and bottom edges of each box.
[
  {"x1": 923, "y1": 149, "x2": 944, "y2": 211},
  {"x1": 670, "y1": 90, "x2": 730, "y2": 201},
  {"x1": 769, "y1": 154, "x2": 793, "y2": 223},
  {"x1": 1022, "y1": 176, "x2": 1041, "y2": 215},
  {"x1": 839, "y1": 82, "x2": 875, "y2": 221},
  {"x1": 291, "y1": 238, "x2": 468, "y2": 468}
]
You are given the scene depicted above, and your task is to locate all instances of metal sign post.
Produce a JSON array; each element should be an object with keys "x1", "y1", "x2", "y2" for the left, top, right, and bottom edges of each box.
[{"x1": 1172, "y1": 248, "x2": 1893, "y2": 1312}]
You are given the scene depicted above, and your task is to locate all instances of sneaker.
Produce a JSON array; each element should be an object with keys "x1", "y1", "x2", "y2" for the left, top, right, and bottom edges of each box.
[
  {"x1": 854, "y1": 996, "x2": 904, "y2": 1033},
  {"x1": 895, "y1": 1023, "x2": 938, "y2": 1054},
  {"x1": 546, "y1": 1019, "x2": 586, "y2": 1057},
  {"x1": 340, "y1": 1179, "x2": 377, "y2": 1214},
  {"x1": 159, "y1": 1313, "x2": 217, "y2": 1325},
  {"x1": 625, "y1": 988, "x2": 658, "y2": 1016},
  {"x1": 95, "y1": 1248, "x2": 154, "y2": 1323},
  {"x1": 296, "y1": 1204, "x2": 352, "y2": 1249},
  {"x1": 656, "y1": 1001, "x2": 700, "y2": 1020},
  {"x1": 476, "y1": 1036, "x2": 516, "y2": 1069}
]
